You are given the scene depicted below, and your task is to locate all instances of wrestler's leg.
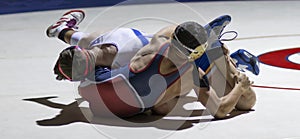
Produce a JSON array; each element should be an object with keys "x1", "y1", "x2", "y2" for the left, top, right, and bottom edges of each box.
[
  {"x1": 211, "y1": 54, "x2": 256, "y2": 111},
  {"x1": 46, "y1": 10, "x2": 88, "y2": 46},
  {"x1": 77, "y1": 31, "x2": 108, "y2": 49},
  {"x1": 51, "y1": 28, "x2": 89, "y2": 46},
  {"x1": 152, "y1": 93, "x2": 199, "y2": 116},
  {"x1": 152, "y1": 66, "x2": 199, "y2": 115},
  {"x1": 152, "y1": 88, "x2": 192, "y2": 115},
  {"x1": 152, "y1": 97, "x2": 179, "y2": 115}
]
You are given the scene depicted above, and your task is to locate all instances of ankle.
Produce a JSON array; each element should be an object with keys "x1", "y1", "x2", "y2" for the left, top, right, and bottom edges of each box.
[{"x1": 58, "y1": 28, "x2": 74, "y2": 43}]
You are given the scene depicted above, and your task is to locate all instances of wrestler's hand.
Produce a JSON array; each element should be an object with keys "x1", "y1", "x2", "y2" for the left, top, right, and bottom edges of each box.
[
  {"x1": 221, "y1": 44, "x2": 230, "y2": 55},
  {"x1": 234, "y1": 72, "x2": 253, "y2": 92}
]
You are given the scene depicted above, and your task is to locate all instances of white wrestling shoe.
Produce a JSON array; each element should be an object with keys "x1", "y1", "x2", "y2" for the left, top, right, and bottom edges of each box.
[{"x1": 46, "y1": 10, "x2": 85, "y2": 37}]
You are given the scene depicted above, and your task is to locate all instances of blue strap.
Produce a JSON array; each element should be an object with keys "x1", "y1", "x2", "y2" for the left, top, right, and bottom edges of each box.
[{"x1": 132, "y1": 28, "x2": 149, "y2": 46}]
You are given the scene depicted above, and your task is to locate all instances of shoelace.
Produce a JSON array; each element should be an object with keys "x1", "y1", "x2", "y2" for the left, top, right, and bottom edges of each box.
[
  {"x1": 66, "y1": 19, "x2": 78, "y2": 29},
  {"x1": 220, "y1": 31, "x2": 238, "y2": 41},
  {"x1": 54, "y1": 14, "x2": 79, "y2": 29}
]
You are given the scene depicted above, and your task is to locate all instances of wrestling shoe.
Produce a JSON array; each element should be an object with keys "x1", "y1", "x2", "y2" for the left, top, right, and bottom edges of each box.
[
  {"x1": 204, "y1": 15, "x2": 236, "y2": 49},
  {"x1": 46, "y1": 10, "x2": 85, "y2": 37},
  {"x1": 230, "y1": 49, "x2": 260, "y2": 75},
  {"x1": 204, "y1": 15, "x2": 232, "y2": 39}
]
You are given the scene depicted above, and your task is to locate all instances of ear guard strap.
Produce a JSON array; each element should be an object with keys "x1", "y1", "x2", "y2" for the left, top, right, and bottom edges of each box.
[{"x1": 188, "y1": 42, "x2": 208, "y2": 61}]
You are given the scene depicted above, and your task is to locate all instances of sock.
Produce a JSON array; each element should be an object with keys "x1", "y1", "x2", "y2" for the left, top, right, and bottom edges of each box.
[
  {"x1": 58, "y1": 28, "x2": 73, "y2": 43},
  {"x1": 70, "y1": 32, "x2": 87, "y2": 46}
]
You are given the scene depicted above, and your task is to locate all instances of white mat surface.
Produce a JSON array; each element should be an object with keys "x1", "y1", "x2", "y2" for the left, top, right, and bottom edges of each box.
[{"x1": 1, "y1": 1, "x2": 300, "y2": 139}]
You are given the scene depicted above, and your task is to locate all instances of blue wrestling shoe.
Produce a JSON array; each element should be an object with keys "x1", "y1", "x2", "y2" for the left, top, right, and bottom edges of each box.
[
  {"x1": 196, "y1": 15, "x2": 260, "y2": 75},
  {"x1": 195, "y1": 15, "x2": 234, "y2": 72},
  {"x1": 205, "y1": 15, "x2": 232, "y2": 39},
  {"x1": 204, "y1": 15, "x2": 238, "y2": 50},
  {"x1": 230, "y1": 49, "x2": 260, "y2": 75}
]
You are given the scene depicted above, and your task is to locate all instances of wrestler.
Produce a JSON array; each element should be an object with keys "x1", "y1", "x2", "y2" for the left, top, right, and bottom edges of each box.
[
  {"x1": 48, "y1": 10, "x2": 259, "y2": 82},
  {"x1": 48, "y1": 10, "x2": 256, "y2": 118},
  {"x1": 46, "y1": 10, "x2": 151, "y2": 81},
  {"x1": 78, "y1": 21, "x2": 256, "y2": 119}
]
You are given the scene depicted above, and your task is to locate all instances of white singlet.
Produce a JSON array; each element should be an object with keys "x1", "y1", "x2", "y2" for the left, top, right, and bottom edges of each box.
[{"x1": 89, "y1": 28, "x2": 152, "y2": 68}]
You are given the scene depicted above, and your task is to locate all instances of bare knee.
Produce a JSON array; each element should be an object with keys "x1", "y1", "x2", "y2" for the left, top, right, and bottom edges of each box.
[
  {"x1": 236, "y1": 89, "x2": 256, "y2": 110},
  {"x1": 152, "y1": 103, "x2": 171, "y2": 115}
]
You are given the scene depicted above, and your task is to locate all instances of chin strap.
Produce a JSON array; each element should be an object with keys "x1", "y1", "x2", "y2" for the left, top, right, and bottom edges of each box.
[{"x1": 188, "y1": 42, "x2": 208, "y2": 61}]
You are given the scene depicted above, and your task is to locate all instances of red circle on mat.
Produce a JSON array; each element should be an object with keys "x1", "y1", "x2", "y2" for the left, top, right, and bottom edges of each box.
[{"x1": 258, "y1": 48, "x2": 300, "y2": 70}]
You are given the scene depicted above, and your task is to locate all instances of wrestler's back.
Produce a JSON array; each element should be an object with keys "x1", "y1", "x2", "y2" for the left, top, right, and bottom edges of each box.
[
  {"x1": 129, "y1": 36, "x2": 166, "y2": 72},
  {"x1": 129, "y1": 26, "x2": 196, "y2": 106},
  {"x1": 130, "y1": 25, "x2": 176, "y2": 71}
]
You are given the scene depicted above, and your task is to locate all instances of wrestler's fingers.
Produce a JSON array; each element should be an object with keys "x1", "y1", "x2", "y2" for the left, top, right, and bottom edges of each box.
[
  {"x1": 197, "y1": 67, "x2": 206, "y2": 76},
  {"x1": 233, "y1": 72, "x2": 242, "y2": 84}
]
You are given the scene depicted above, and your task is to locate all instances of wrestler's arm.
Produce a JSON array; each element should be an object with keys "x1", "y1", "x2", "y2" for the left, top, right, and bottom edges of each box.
[
  {"x1": 194, "y1": 67, "x2": 250, "y2": 119},
  {"x1": 149, "y1": 25, "x2": 177, "y2": 44}
]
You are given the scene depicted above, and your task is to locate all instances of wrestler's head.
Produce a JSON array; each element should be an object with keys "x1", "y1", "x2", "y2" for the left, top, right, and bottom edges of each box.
[
  {"x1": 172, "y1": 21, "x2": 208, "y2": 61},
  {"x1": 53, "y1": 46, "x2": 94, "y2": 81}
]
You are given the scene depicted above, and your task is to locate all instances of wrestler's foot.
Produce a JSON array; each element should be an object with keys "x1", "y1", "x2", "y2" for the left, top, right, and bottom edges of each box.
[
  {"x1": 204, "y1": 15, "x2": 231, "y2": 38},
  {"x1": 46, "y1": 10, "x2": 85, "y2": 37},
  {"x1": 231, "y1": 49, "x2": 260, "y2": 75}
]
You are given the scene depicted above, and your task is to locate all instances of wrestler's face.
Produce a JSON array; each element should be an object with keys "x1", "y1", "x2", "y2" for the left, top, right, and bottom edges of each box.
[
  {"x1": 55, "y1": 46, "x2": 91, "y2": 81},
  {"x1": 172, "y1": 34, "x2": 208, "y2": 61}
]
